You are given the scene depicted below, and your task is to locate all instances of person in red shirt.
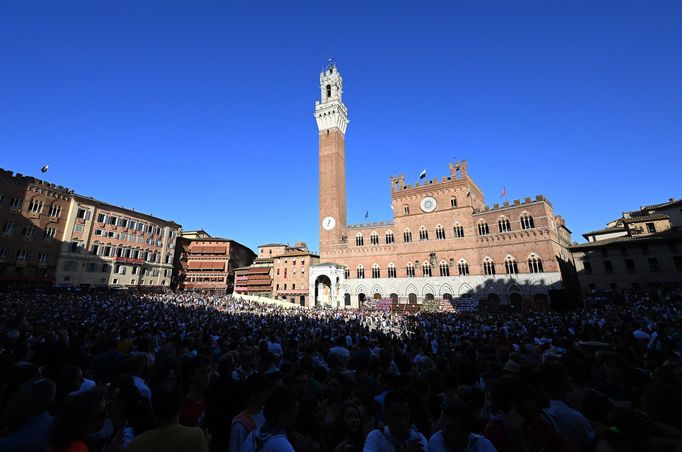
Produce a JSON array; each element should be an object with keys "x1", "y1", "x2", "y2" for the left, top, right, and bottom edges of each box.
[{"x1": 179, "y1": 356, "x2": 211, "y2": 427}]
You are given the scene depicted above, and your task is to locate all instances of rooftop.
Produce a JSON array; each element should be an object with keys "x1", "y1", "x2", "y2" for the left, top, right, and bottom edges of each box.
[
  {"x1": 74, "y1": 194, "x2": 180, "y2": 227},
  {"x1": 582, "y1": 226, "x2": 627, "y2": 236},
  {"x1": 621, "y1": 214, "x2": 670, "y2": 224},
  {"x1": 641, "y1": 198, "x2": 682, "y2": 211},
  {"x1": 570, "y1": 229, "x2": 682, "y2": 250}
]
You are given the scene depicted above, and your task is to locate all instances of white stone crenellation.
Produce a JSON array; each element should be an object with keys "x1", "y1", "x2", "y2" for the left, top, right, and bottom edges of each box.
[{"x1": 315, "y1": 64, "x2": 349, "y2": 134}]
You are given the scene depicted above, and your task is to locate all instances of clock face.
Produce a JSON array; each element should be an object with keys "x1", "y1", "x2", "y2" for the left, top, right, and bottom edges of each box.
[
  {"x1": 322, "y1": 216, "x2": 336, "y2": 231},
  {"x1": 420, "y1": 196, "x2": 437, "y2": 213}
]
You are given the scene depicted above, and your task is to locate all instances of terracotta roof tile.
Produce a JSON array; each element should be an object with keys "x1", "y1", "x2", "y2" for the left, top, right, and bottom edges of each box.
[{"x1": 621, "y1": 214, "x2": 669, "y2": 224}]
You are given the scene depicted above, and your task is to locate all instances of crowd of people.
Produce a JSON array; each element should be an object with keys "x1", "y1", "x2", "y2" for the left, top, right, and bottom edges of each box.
[{"x1": 1, "y1": 288, "x2": 681, "y2": 451}]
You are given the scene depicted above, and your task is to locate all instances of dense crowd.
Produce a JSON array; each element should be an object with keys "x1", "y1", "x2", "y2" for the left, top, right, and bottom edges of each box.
[{"x1": 1, "y1": 288, "x2": 682, "y2": 452}]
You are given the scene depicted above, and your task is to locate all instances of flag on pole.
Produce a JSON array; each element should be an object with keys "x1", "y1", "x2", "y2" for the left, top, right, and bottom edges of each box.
[
  {"x1": 501, "y1": 186, "x2": 507, "y2": 198},
  {"x1": 40, "y1": 165, "x2": 49, "y2": 173},
  {"x1": 419, "y1": 169, "x2": 426, "y2": 180},
  {"x1": 364, "y1": 211, "x2": 369, "y2": 220}
]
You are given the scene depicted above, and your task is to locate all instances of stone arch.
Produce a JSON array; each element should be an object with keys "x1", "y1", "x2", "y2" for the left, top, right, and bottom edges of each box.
[
  {"x1": 370, "y1": 284, "x2": 383, "y2": 296},
  {"x1": 458, "y1": 283, "x2": 474, "y2": 297},
  {"x1": 422, "y1": 283, "x2": 435, "y2": 296},
  {"x1": 404, "y1": 283, "x2": 419, "y2": 297},
  {"x1": 314, "y1": 275, "x2": 332, "y2": 308},
  {"x1": 484, "y1": 282, "x2": 500, "y2": 295},
  {"x1": 507, "y1": 283, "x2": 524, "y2": 298},
  {"x1": 439, "y1": 283, "x2": 455, "y2": 297},
  {"x1": 530, "y1": 281, "x2": 548, "y2": 297},
  {"x1": 387, "y1": 285, "x2": 399, "y2": 297},
  {"x1": 355, "y1": 284, "x2": 367, "y2": 295}
]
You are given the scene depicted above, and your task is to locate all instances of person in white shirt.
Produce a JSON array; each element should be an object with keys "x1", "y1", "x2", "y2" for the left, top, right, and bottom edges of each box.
[
  {"x1": 429, "y1": 398, "x2": 496, "y2": 452},
  {"x1": 540, "y1": 362, "x2": 595, "y2": 451},
  {"x1": 364, "y1": 391, "x2": 428, "y2": 452}
]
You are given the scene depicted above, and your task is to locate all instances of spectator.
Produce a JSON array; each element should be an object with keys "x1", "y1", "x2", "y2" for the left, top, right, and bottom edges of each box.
[
  {"x1": 48, "y1": 387, "x2": 107, "y2": 452},
  {"x1": 101, "y1": 374, "x2": 154, "y2": 452},
  {"x1": 429, "y1": 398, "x2": 496, "y2": 452},
  {"x1": 363, "y1": 390, "x2": 428, "y2": 452},
  {"x1": 241, "y1": 386, "x2": 299, "y2": 452},
  {"x1": 328, "y1": 401, "x2": 365, "y2": 452},
  {"x1": 126, "y1": 380, "x2": 208, "y2": 452},
  {"x1": 179, "y1": 356, "x2": 211, "y2": 427},
  {"x1": 0, "y1": 378, "x2": 56, "y2": 452},
  {"x1": 228, "y1": 374, "x2": 270, "y2": 452}
]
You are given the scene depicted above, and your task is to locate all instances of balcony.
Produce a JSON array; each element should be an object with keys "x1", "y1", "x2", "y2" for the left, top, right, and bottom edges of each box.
[{"x1": 113, "y1": 256, "x2": 145, "y2": 264}]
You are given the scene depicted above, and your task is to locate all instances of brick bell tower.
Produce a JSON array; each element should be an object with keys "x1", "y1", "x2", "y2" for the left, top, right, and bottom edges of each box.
[{"x1": 315, "y1": 62, "x2": 348, "y2": 258}]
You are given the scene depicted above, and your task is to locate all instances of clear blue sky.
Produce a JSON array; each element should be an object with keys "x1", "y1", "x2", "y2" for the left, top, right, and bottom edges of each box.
[{"x1": 2, "y1": 1, "x2": 681, "y2": 252}]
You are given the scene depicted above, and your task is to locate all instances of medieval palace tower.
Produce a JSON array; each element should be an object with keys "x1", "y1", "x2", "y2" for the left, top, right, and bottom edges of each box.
[
  {"x1": 316, "y1": 63, "x2": 348, "y2": 253},
  {"x1": 309, "y1": 63, "x2": 574, "y2": 309}
]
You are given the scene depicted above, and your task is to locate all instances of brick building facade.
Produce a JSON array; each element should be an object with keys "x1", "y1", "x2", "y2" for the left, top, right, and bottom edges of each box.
[
  {"x1": 0, "y1": 169, "x2": 73, "y2": 288},
  {"x1": 272, "y1": 242, "x2": 319, "y2": 306},
  {"x1": 234, "y1": 243, "x2": 320, "y2": 304},
  {"x1": 233, "y1": 244, "x2": 286, "y2": 297},
  {"x1": 173, "y1": 230, "x2": 255, "y2": 293},
  {"x1": 310, "y1": 64, "x2": 575, "y2": 308}
]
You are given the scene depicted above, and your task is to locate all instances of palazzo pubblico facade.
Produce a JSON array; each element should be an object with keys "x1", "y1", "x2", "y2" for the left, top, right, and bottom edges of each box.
[{"x1": 308, "y1": 64, "x2": 574, "y2": 309}]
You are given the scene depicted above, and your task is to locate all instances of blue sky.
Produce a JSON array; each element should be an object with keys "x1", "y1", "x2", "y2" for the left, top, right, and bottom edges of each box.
[{"x1": 1, "y1": 1, "x2": 681, "y2": 252}]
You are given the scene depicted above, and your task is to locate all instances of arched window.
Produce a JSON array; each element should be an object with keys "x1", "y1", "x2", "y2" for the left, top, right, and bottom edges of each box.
[
  {"x1": 498, "y1": 217, "x2": 511, "y2": 233},
  {"x1": 505, "y1": 256, "x2": 518, "y2": 275},
  {"x1": 371, "y1": 264, "x2": 380, "y2": 278},
  {"x1": 483, "y1": 257, "x2": 496, "y2": 276},
  {"x1": 356, "y1": 265, "x2": 365, "y2": 279},
  {"x1": 406, "y1": 262, "x2": 415, "y2": 278},
  {"x1": 435, "y1": 225, "x2": 446, "y2": 240},
  {"x1": 450, "y1": 197, "x2": 457, "y2": 207},
  {"x1": 520, "y1": 213, "x2": 535, "y2": 230},
  {"x1": 403, "y1": 229, "x2": 413, "y2": 243},
  {"x1": 326, "y1": 84, "x2": 332, "y2": 98},
  {"x1": 344, "y1": 267, "x2": 350, "y2": 278},
  {"x1": 403, "y1": 205, "x2": 410, "y2": 215},
  {"x1": 458, "y1": 259, "x2": 469, "y2": 276},
  {"x1": 422, "y1": 262, "x2": 432, "y2": 277},
  {"x1": 439, "y1": 260, "x2": 450, "y2": 277},
  {"x1": 28, "y1": 199, "x2": 43, "y2": 214},
  {"x1": 453, "y1": 223, "x2": 464, "y2": 238},
  {"x1": 528, "y1": 254, "x2": 544, "y2": 273},
  {"x1": 388, "y1": 263, "x2": 397, "y2": 278},
  {"x1": 419, "y1": 226, "x2": 429, "y2": 241},
  {"x1": 48, "y1": 204, "x2": 62, "y2": 218},
  {"x1": 385, "y1": 230, "x2": 394, "y2": 244},
  {"x1": 355, "y1": 233, "x2": 364, "y2": 246},
  {"x1": 477, "y1": 221, "x2": 489, "y2": 236},
  {"x1": 370, "y1": 232, "x2": 379, "y2": 245}
]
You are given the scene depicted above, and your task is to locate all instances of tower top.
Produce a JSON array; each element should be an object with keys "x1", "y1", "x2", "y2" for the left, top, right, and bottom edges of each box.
[
  {"x1": 319, "y1": 62, "x2": 343, "y2": 103},
  {"x1": 315, "y1": 62, "x2": 349, "y2": 134}
]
